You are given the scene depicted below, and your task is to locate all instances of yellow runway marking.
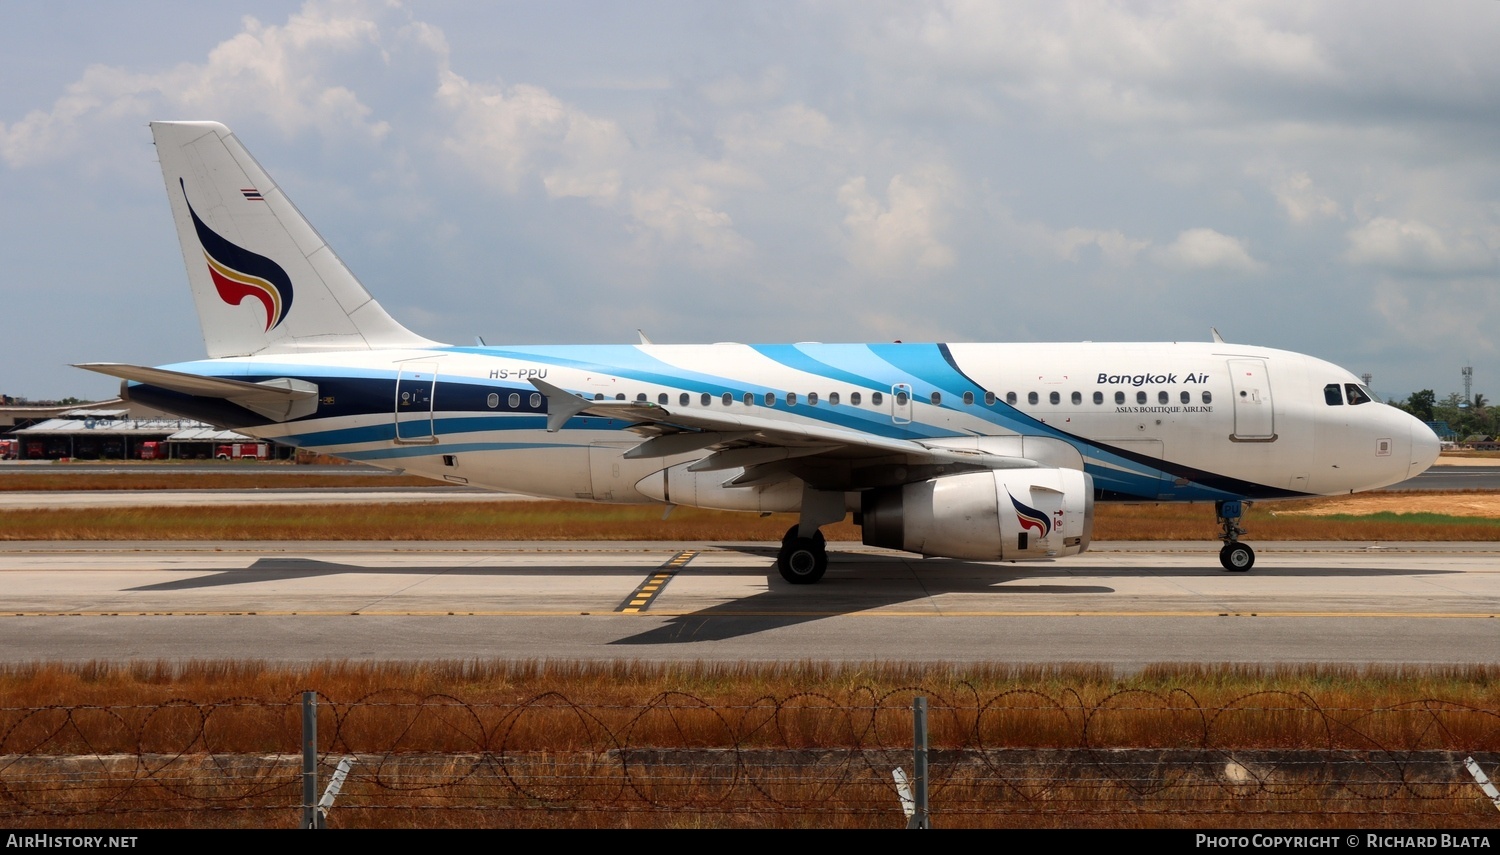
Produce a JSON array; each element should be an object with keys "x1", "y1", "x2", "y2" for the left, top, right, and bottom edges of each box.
[{"x1": 616, "y1": 550, "x2": 699, "y2": 613}]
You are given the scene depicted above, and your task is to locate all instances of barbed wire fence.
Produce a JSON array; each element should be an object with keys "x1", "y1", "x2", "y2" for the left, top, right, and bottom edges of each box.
[{"x1": 2, "y1": 686, "x2": 1498, "y2": 828}]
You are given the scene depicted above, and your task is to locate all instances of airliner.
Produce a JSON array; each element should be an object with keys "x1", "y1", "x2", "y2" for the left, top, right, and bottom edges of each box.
[{"x1": 79, "y1": 122, "x2": 1441, "y2": 583}]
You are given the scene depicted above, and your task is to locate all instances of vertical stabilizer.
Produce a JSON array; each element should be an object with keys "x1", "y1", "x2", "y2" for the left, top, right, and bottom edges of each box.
[{"x1": 151, "y1": 121, "x2": 439, "y2": 357}]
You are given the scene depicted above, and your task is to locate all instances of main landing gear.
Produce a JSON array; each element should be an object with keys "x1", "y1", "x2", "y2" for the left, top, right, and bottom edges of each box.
[
  {"x1": 1216, "y1": 500, "x2": 1254, "y2": 572},
  {"x1": 778, "y1": 524, "x2": 828, "y2": 584},
  {"x1": 776, "y1": 486, "x2": 844, "y2": 585}
]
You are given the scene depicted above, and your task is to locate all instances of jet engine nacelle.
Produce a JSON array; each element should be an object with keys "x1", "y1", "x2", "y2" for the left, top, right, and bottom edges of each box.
[{"x1": 861, "y1": 469, "x2": 1094, "y2": 561}]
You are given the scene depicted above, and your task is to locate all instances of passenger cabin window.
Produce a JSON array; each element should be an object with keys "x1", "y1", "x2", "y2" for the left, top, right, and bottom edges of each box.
[
  {"x1": 744, "y1": 392, "x2": 754, "y2": 406},
  {"x1": 1325, "y1": 384, "x2": 1344, "y2": 406},
  {"x1": 1093, "y1": 391, "x2": 1103, "y2": 405},
  {"x1": 829, "y1": 392, "x2": 840, "y2": 405},
  {"x1": 701, "y1": 392, "x2": 711, "y2": 406},
  {"x1": 1180, "y1": 391, "x2": 1190, "y2": 404},
  {"x1": 787, "y1": 392, "x2": 798, "y2": 406},
  {"x1": 616, "y1": 393, "x2": 626, "y2": 401},
  {"x1": 1203, "y1": 391, "x2": 1212, "y2": 404},
  {"x1": 1158, "y1": 391, "x2": 1168, "y2": 405},
  {"x1": 895, "y1": 391, "x2": 909, "y2": 405},
  {"x1": 1071, "y1": 391, "x2": 1082, "y2": 405},
  {"x1": 963, "y1": 391, "x2": 974, "y2": 405},
  {"x1": 984, "y1": 391, "x2": 996, "y2": 406},
  {"x1": 1049, "y1": 391, "x2": 1060, "y2": 405},
  {"x1": 1136, "y1": 391, "x2": 1147, "y2": 405},
  {"x1": 1006, "y1": 392, "x2": 1017, "y2": 405},
  {"x1": 594, "y1": 393, "x2": 605, "y2": 401},
  {"x1": 872, "y1": 391, "x2": 883, "y2": 405},
  {"x1": 765, "y1": 392, "x2": 776, "y2": 406},
  {"x1": 1027, "y1": 392, "x2": 1039, "y2": 405},
  {"x1": 722, "y1": 392, "x2": 733, "y2": 406},
  {"x1": 487, "y1": 393, "x2": 499, "y2": 408},
  {"x1": 851, "y1": 392, "x2": 862, "y2": 406},
  {"x1": 636, "y1": 392, "x2": 647, "y2": 402},
  {"x1": 808, "y1": 392, "x2": 819, "y2": 405},
  {"x1": 658, "y1": 393, "x2": 668, "y2": 405},
  {"x1": 930, "y1": 392, "x2": 941, "y2": 405},
  {"x1": 530, "y1": 393, "x2": 541, "y2": 408},
  {"x1": 1345, "y1": 384, "x2": 1373, "y2": 405},
  {"x1": 1115, "y1": 391, "x2": 1125, "y2": 405},
  {"x1": 679, "y1": 392, "x2": 690, "y2": 406}
]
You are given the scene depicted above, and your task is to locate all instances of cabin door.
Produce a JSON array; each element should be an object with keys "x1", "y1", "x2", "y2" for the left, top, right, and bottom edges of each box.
[
  {"x1": 394, "y1": 362, "x2": 439, "y2": 443},
  {"x1": 1227, "y1": 359, "x2": 1275, "y2": 440}
]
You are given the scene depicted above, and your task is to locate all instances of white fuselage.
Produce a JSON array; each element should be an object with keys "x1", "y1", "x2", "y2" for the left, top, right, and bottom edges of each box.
[{"x1": 149, "y1": 339, "x2": 1438, "y2": 511}]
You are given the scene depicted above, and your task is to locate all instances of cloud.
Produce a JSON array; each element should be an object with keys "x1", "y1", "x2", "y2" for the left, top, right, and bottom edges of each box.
[
  {"x1": 837, "y1": 168, "x2": 956, "y2": 276},
  {"x1": 1151, "y1": 228, "x2": 1261, "y2": 272},
  {"x1": 1053, "y1": 227, "x2": 1151, "y2": 266},
  {"x1": 0, "y1": 1, "x2": 394, "y2": 167},
  {"x1": 435, "y1": 71, "x2": 627, "y2": 201},
  {"x1": 1272, "y1": 171, "x2": 1340, "y2": 223},
  {"x1": 872, "y1": 2, "x2": 1335, "y2": 127},
  {"x1": 1344, "y1": 218, "x2": 1495, "y2": 276}
]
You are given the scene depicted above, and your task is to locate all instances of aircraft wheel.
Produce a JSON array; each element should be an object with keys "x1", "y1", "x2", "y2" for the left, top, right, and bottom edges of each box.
[
  {"x1": 777, "y1": 537, "x2": 828, "y2": 584},
  {"x1": 1219, "y1": 543, "x2": 1255, "y2": 572},
  {"x1": 782, "y1": 524, "x2": 826, "y2": 549}
]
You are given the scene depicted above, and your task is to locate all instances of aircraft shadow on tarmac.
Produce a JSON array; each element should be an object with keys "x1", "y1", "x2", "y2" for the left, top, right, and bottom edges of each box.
[
  {"x1": 123, "y1": 549, "x2": 1464, "y2": 646},
  {"x1": 605, "y1": 546, "x2": 1466, "y2": 646},
  {"x1": 123, "y1": 559, "x2": 657, "y2": 591}
]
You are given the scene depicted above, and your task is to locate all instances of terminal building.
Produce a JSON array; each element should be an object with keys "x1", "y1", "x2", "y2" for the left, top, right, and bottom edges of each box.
[{"x1": 1, "y1": 401, "x2": 286, "y2": 461}]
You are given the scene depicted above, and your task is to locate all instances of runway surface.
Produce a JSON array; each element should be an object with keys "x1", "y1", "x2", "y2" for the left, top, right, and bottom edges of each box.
[{"x1": 1, "y1": 540, "x2": 1495, "y2": 671}]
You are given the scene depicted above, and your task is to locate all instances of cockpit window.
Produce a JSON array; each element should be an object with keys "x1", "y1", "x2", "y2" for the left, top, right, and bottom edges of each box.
[
  {"x1": 1345, "y1": 383, "x2": 1373, "y2": 405},
  {"x1": 1324, "y1": 383, "x2": 1344, "y2": 406}
]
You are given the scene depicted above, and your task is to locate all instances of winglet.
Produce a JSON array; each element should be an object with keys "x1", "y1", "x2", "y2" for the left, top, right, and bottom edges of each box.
[
  {"x1": 1211, "y1": 327, "x2": 1225, "y2": 343},
  {"x1": 637, "y1": 329, "x2": 654, "y2": 345}
]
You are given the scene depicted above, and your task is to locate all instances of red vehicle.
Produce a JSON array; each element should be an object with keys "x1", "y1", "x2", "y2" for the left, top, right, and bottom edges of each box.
[
  {"x1": 0, "y1": 439, "x2": 16, "y2": 460},
  {"x1": 215, "y1": 442, "x2": 269, "y2": 460},
  {"x1": 138, "y1": 441, "x2": 166, "y2": 460}
]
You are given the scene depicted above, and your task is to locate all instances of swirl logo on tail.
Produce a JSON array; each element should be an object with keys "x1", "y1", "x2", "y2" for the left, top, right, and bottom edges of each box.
[
  {"x1": 1009, "y1": 491, "x2": 1052, "y2": 538},
  {"x1": 181, "y1": 179, "x2": 294, "y2": 331}
]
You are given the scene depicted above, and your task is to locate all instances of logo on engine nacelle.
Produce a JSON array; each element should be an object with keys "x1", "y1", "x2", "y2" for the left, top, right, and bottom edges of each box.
[{"x1": 1008, "y1": 491, "x2": 1052, "y2": 538}]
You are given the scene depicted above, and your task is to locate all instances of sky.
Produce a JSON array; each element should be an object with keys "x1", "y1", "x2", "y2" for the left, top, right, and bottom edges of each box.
[{"x1": 2, "y1": 1, "x2": 1498, "y2": 403}]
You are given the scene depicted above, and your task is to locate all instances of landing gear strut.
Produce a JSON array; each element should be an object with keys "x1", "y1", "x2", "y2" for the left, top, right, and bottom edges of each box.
[
  {"x1": 1216, "y1": 500, "x2": 1254, "y2": 572},
  {"x1": 777, "y1": 524, "x2": 828, "y2": 584}
]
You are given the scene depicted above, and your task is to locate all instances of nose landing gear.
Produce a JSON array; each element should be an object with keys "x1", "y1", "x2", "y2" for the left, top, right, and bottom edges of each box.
[{"x1": 1216, "y1": 500, "x2": 1255, "y2": 571}]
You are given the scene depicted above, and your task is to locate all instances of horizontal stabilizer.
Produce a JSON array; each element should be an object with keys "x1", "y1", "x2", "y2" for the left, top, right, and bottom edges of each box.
[{"x1": 74, "y1": 363, "x2": 319, "y2": 421}]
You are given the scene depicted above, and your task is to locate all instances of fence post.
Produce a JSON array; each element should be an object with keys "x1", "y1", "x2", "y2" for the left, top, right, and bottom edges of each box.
[
  {"x1": 302, "y1": 691, "x2": 321, "y2": 828},
  {"x1": 907, "y1": 696, "x2": 931, "y2": 829}
]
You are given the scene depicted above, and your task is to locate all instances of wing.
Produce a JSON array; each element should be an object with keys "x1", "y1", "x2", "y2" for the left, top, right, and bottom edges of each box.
[{"x1": 530, "y1": 378, "x2": 1081, "y2": 491}]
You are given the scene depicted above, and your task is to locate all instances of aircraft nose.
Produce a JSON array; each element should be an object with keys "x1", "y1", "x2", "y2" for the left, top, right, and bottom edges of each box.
[{"x1": 1409, "y1": 417, "x2": 1441, "y2": 477}]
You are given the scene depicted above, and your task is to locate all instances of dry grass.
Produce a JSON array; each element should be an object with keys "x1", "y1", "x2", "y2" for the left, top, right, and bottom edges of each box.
[
  {"x1": 3, "y1": 492, "x2": 1499, "y2": 541},
  {"x1": 3, "y1": 662, "x2": 1497, "y2": 828},
  {"x1": 2, "y1": 660, "x2": 1497, "y2": 748}
]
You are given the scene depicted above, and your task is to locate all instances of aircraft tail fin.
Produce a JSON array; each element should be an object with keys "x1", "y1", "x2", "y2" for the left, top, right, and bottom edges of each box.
[{"x1": 150, "y1": 121, "x2": 439, "y2": 358}]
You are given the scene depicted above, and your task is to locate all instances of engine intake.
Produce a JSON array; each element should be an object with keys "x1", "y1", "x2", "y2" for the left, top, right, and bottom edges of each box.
[{"x1": 861, "y1": 469, "x2": 1094, "y2": 561}]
